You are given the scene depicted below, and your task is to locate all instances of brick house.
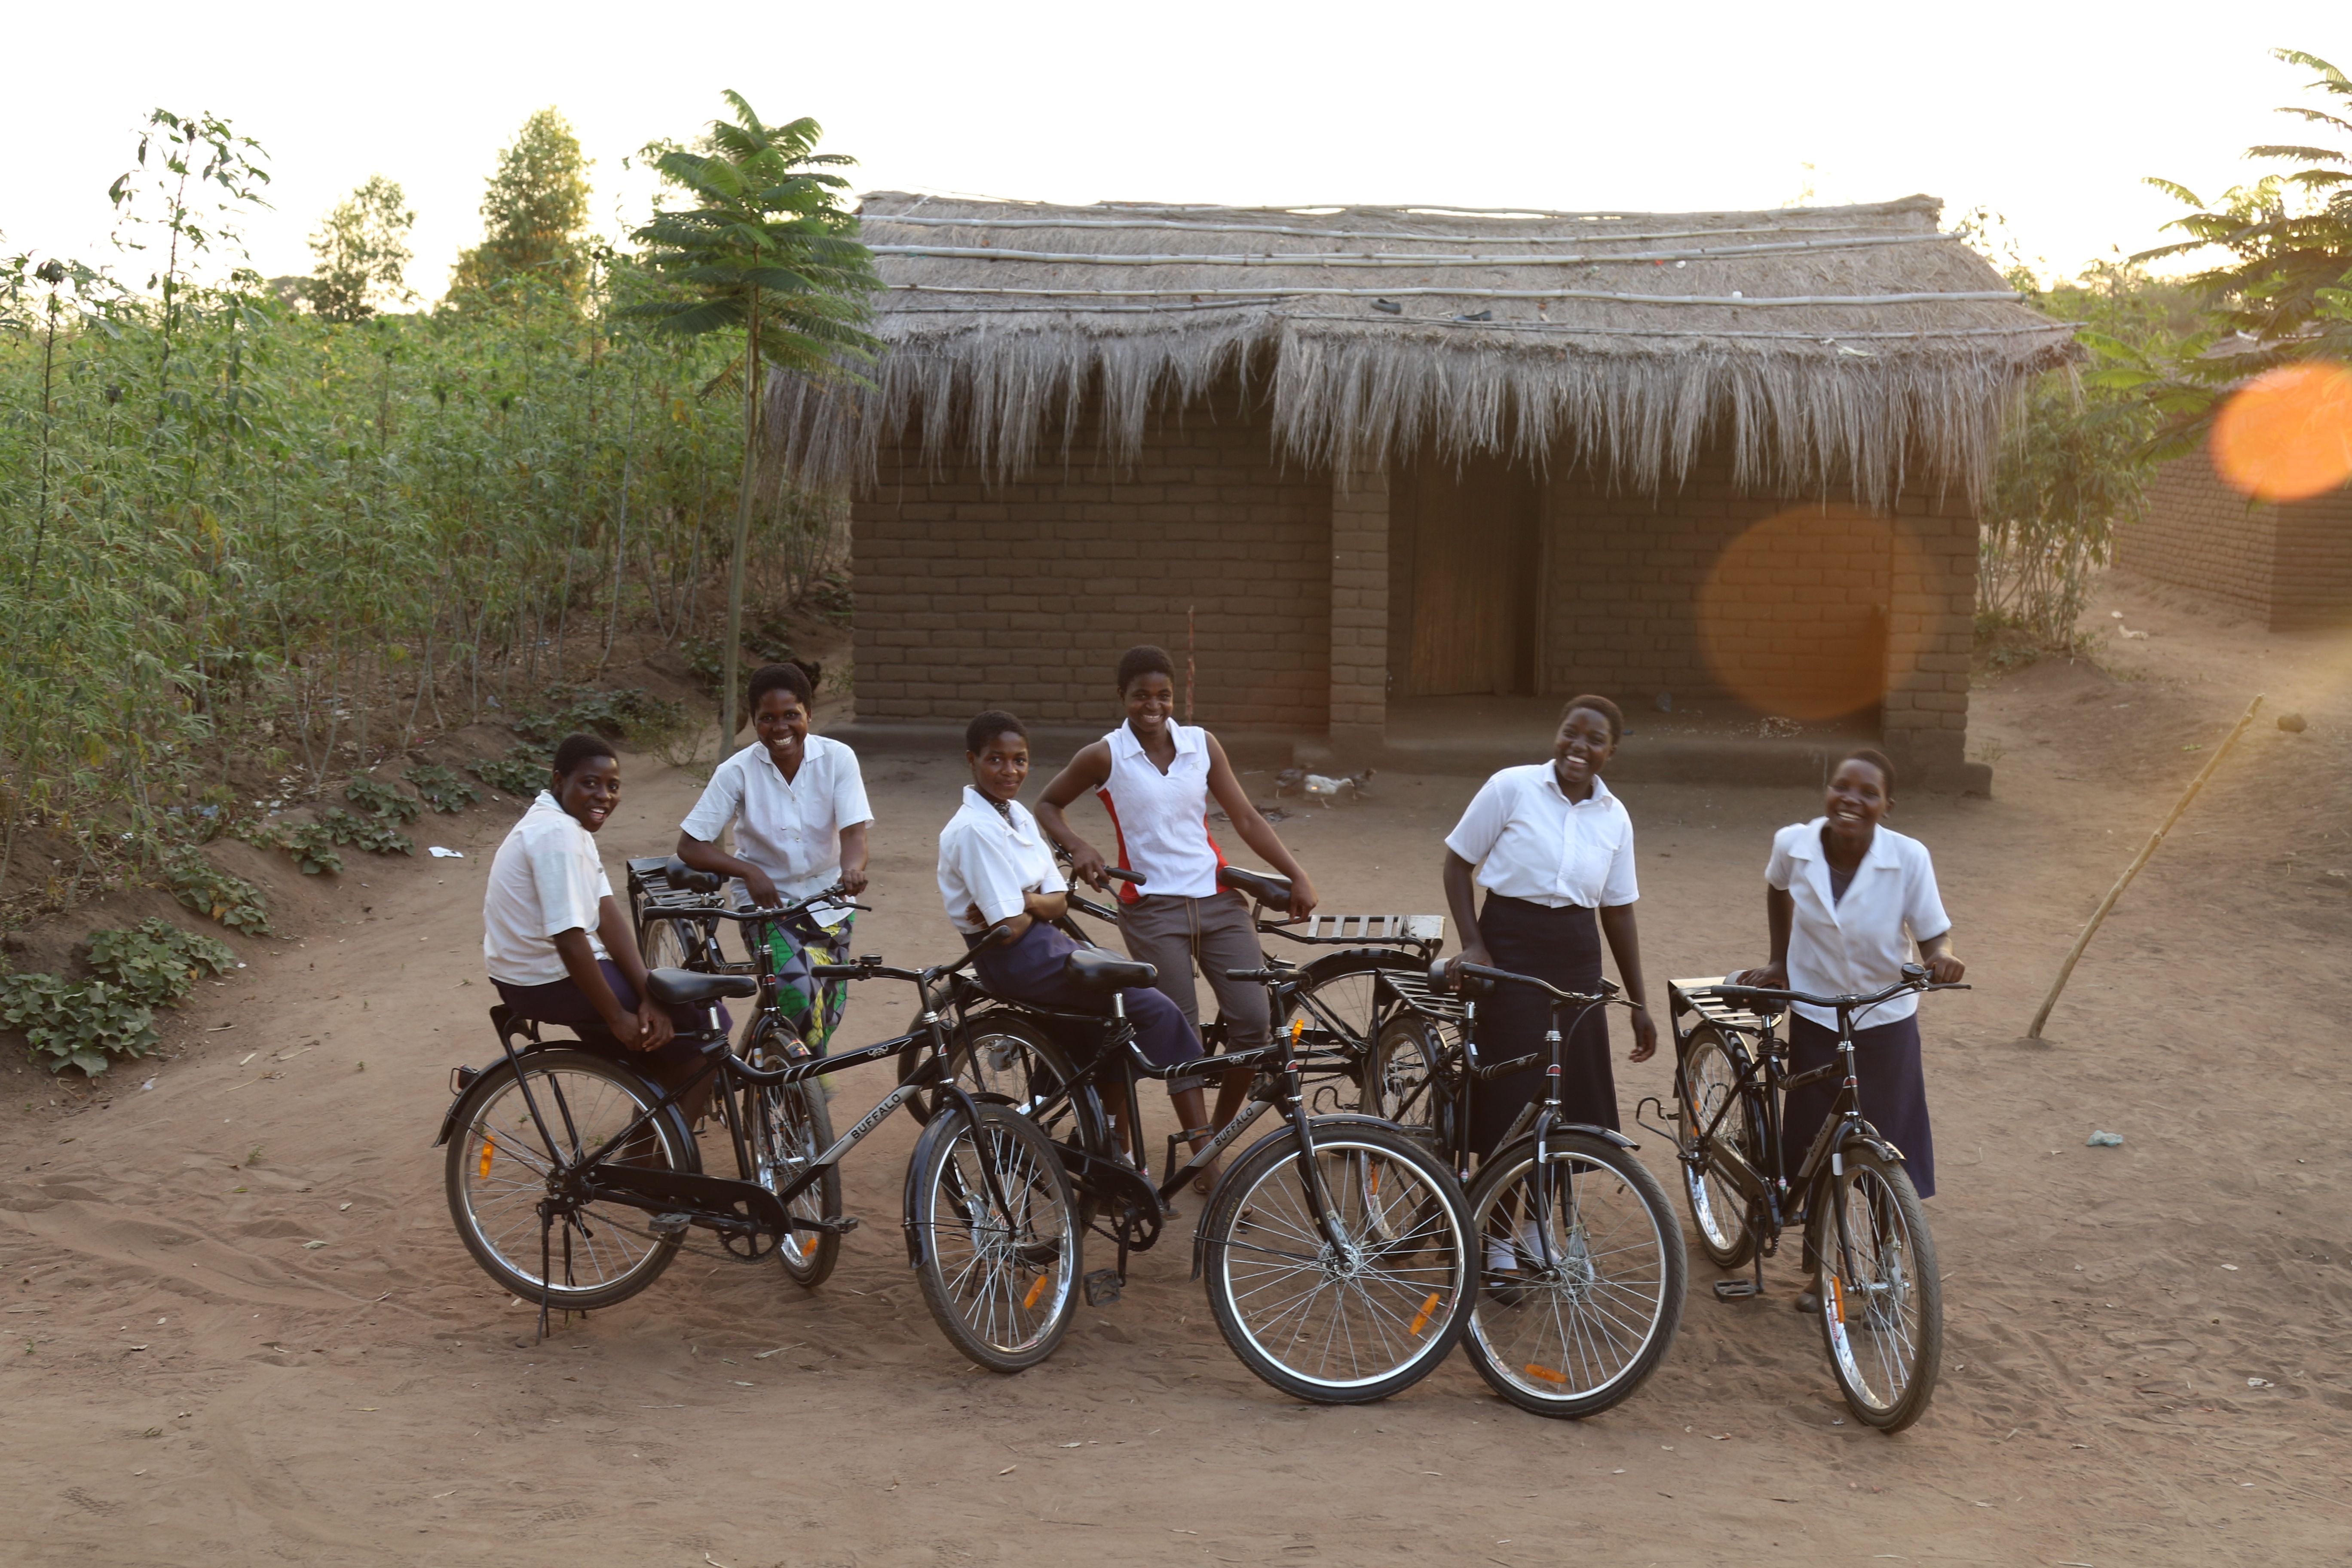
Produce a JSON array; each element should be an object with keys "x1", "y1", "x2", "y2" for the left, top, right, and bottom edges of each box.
[
  {"x1": 2116, "y1": 447, "x2": 2352, "y2": 629},
  {"x1": 780, "y1": 194, "x2": 2074, "y2": 787}
]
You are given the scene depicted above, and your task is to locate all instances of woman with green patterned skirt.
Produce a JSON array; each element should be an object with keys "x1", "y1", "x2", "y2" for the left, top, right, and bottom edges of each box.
[{"x1": 675, "y1": 662, "x2": 873, "y2": 1054}]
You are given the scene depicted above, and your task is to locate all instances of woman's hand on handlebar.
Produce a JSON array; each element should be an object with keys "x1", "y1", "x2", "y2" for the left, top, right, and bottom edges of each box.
[
  {"x1": 1066, "y1": 842, "x2": 1111, "y2": 891},
  {"x1": 1923, "y1": 951, "x2": 1965, "y2": 985},
  {"x1": 838, "y1": 864, "x2": 869, "y2": 897},
  {"x1": 1442, "y1": 942, "x2": 1495, "y2": 988},
  {"x1": 1732, "y1": 961, "x2": 1787, "y2": 989}
]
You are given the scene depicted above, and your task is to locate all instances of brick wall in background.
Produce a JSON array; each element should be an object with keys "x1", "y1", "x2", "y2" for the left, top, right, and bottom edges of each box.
[
  {"x1": 2118, "y1": 450, "x2": 2352, "y2": 630},
  {"x1": 850, "y1": 384, "x2": 1332, "y2": 732}
]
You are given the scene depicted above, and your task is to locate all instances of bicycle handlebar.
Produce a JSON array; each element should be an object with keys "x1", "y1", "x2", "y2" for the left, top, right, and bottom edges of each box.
[
  {"x1": 1698, "y1": 965, "x2": 1970, "y2": 1014},
  {"x1": 656, "y1": 879, "x2": 868, "y2": 925},
  {"x1": 1434, "y1": 960, "x2": 1623, "y2": 1010},
  {"x1": 811, "y1": 922, "x2": 1016, "y2": 989}
]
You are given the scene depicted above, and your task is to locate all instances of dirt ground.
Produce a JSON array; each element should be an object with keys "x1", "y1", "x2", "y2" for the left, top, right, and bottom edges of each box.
[{"x1": 3, "y1": 571, "x2": 2347, "y2": 1566}]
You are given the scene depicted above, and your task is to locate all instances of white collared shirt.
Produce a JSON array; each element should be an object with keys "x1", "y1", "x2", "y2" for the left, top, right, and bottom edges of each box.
[
  {"x1": 1099, "y1": 720, "x2": 1220, "y2": 899},
  {"x1": 1445, "y1": 765, "x2": 1638, "y2": 910},
  {"x1": 483, "y1": 792, "x2": 614, "y2": 986},
  {"x1": 937, "y1": 787, "x2": 1061, "y2": 933},
  {"x1": 1766, "y1": 818, "x2": 1951, "y2": 1029},
  {"x1": 680, "y1": 735, "x2": 873, "y2": 913}
]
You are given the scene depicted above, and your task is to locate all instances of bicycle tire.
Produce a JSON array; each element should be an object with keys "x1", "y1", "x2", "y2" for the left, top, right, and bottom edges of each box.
[
  {"x1": 1360, "y1": 1014, "x2": 1449, "y2": 1145},
  {"x1": 1676, "y1": 1024, "x2": 1761, "y2": 1269},
  {"x1": 909, "y1": 1102, "x2": 1083, "y2": 1373},
  {"x1": 1807, "y1": 1141, "x2": 1942, "y2": 1432},
  {"x1": 1460, "y1": 1130, "x2": 1684, "y2": 1418},
  {"x1": 444, "y1": 1048, "x2": 695, "y2": 1311},
  {"x1": 1200, "y1": 1121, "x2": 1472, "y2": 1404},
  {"x1": 1284, "y1": 951, "x2": 1424, "y2": 1102},
  {"x1": 638, "y1": 915, "x2": 698, "y2": 975},
  {"x1": 741, "y1": 1020, "x2": 842, "y2": 1289}
]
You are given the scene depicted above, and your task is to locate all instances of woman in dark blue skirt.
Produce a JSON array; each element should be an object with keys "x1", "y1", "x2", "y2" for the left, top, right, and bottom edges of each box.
[
  {"x1": 1738, "y1": 747, "x2": 1963, "y2": 1309},
  {"x1": 1440, "y1": 696, "x2": 1657, "y2": 1158}
]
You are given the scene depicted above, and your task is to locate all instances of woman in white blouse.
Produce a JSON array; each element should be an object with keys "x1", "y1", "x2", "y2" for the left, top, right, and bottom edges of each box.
[
  {"x1": 1738, "y1": 747, "x2": 1962, "y2": 1219},
  {"x1": 1441, "y1": 695, "x2": 1656, "y2": 1156},
  {"x1": 937, "y1": 711, "x2": 1204, "y2": 1152}
]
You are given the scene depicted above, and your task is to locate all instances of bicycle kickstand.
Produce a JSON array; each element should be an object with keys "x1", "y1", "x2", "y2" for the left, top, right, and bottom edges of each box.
[{"x1": 534, "y1": 1200, "x2": 554, "y2": 1344}]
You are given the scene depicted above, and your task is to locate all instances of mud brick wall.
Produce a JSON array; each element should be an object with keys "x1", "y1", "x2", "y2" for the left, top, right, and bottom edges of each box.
[
  {"x1": 850, "y1": 388, "x2": 1332, "y2": 731},
  {"x1": 2118, "y1": 451, "x2": 2352, "y2": 630},
  {"x1": 1538, "y1": 449, "x2": 1978, "y2": 772}
]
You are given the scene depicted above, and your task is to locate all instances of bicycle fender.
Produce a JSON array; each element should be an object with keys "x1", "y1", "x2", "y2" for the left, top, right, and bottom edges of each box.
[{"x1": 1547, "y1": 1121, "x2": 1638, "y2": 1152}]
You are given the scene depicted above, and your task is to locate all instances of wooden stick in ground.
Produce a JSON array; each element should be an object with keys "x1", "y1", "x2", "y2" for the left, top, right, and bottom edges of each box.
[{"x1": 2026, "y1": 693, "x2": 2264, "y2": 1039}]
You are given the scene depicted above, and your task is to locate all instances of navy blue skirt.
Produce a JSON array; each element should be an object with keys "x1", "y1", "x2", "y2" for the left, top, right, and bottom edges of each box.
[
  {"x1": 1780, "y1": 1013, "x2": 1935, "y2": 1199},
  {"x1": 1470, "y1": 894, "x2": 1615, "y2": 1155}
]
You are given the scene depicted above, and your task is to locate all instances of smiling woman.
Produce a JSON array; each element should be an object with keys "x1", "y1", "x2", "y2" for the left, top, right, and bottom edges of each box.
[{"x1": 1439, "y1": 695, "x2": 1657, "y2": 1158}]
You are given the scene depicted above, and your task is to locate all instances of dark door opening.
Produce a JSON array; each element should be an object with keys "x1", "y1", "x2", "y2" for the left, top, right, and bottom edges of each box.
[{"x1": 1400, "y1": 450, "x2": 1541, "y2": 697}]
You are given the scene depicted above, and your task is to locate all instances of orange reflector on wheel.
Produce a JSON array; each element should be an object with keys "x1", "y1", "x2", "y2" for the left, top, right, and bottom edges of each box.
[
  {"x1": 1409, "y1": 1291, "x2": 1441, "y2": 1335},
  {"x1": 479, "y1": 1138, "x2": 494, "y2": 1179},
  {"x1": 1523, "y1": 1363, "x2": 1569, "y2": 1385},
  {"x1": 1828, "y1": 1276, "x2": 1847, "y2": 1325},
  {"x1": 1023, "y1": 1272, "x2": 1050, "y2": 1311}
]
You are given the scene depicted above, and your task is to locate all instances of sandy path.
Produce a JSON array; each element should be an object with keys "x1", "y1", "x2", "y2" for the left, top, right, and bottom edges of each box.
[{"x1": 4, "y1": 575, "x2": 2348, "y2": 1565}]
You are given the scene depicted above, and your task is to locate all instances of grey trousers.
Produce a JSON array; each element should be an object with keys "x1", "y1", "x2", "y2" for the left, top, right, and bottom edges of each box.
[{"x1": 1117, "y1": 891, "x2": 1271, "y2": 1096}]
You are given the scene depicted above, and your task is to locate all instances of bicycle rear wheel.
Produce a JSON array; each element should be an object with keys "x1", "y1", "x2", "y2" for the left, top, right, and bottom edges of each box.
[
  {"x1": 741, "y1": 1021, "x2": 841, "y2": 1289},
  {"x1": 1284, "y1": 952, "x2": 1419, "y2": 1112},
  {"x1": 444, "y1": 1049, "x2": 694, "y2": 1311},
  {"x1": 1808, "y1": 1142, "x2": 1942, "y2": 1432},
  {"x1": 1677, "y1": 1025, "x2": 1761, "y2": 1269},
  {"x1": 910, "y1": 1103, "x2": 1082, "y2": 1373},
  {"x1": 1200, "y1": 1122, "x2": 1471, "y2": 1404},
  {"x1": 638, "y1": 915, "x2": 697, "y2": 974},
  {"x1": 1360, "y1": 1014, "x2": 1449, "y2": 1145},
  {"x1": 1461, "y1": 1130, "x2": 1684, "y2": 1418}
]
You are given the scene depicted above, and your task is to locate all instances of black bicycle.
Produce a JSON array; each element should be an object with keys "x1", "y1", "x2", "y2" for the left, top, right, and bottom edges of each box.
[
  {"x1": 1418, "y1": 960, "x2": 1684, "y2": 1418},
  {"x1": 625, "y1": 858, "x2": 855, "y2": 1286},
  {"x1": 897, "y1": 902, "x2": 1475, "y2": 1404},
  {"x1": 1650, "y1": 965, "x2": 1964, "y2": 1431},
  {"x1": 435, "y1": 924, "x2": 1083, "y2": 1372}
]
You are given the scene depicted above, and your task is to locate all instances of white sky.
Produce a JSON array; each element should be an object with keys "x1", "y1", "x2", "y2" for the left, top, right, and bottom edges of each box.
[{"x1": 6, "y1": 1, "x2": 2346, "y2": 300}]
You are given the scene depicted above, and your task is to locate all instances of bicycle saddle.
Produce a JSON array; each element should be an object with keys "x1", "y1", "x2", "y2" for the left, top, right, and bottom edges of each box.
[
  {"x1": 1062, "y1": 948, "x2": 1156, "y2": 992},
  {"x1": 644, "y1": 967, "x2": 757, "y2": 1006},
  {"x1": 1218, "y1": 865, "x2": 1291, "y2": 907},
  {"x1": 662, "y1": 857, "x2": 724, "y2": 895}
]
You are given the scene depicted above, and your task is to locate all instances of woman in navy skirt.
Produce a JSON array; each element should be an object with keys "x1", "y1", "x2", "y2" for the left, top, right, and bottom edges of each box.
[
  {"x1": 1738, "y1": 747, "x2": 1963, "y2": 1308},
  {"x1": 1440, "y1": 695, "x2": 1658, "y2": 1158}
]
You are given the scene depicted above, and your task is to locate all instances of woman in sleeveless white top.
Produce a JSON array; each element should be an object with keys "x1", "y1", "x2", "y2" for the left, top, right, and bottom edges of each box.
[{"x1": 1037, "y1": 646, "x2": 1320, "y2": 1191}]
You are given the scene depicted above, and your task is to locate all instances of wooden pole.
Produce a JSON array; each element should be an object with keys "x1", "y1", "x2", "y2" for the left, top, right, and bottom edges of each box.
[{"x1": 2026, "y1": 694, "x2": 2264, "y2": 1039}]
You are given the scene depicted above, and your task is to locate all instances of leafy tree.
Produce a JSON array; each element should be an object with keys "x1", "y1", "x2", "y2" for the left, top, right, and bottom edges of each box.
[
  {"x1": 105, "y1": 107, "x2": 270, "y2": 400},
  {"x1": 304, "y1": 174, "x2": 414, "y2": 321},
  {"x1": 625, "y1": 92, "x2": 879, "y2": 744},
  {"x1": 2112, "y1": 49, "x2": 2352, "y2": 447},
  {"x1": 448, "y1": 108, "x2": 593, "y2": 305}
]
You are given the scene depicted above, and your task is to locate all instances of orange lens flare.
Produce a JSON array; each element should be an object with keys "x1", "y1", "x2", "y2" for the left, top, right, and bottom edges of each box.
[
  {"x1": 1409, "y1": 1291, "x2": 1442, "y2": 1335},
  {"x1": 1523, "y1": 1363, "x2": 1570, "y2": 1385},
  {"x1": 1022, "y1": 1272, "x2": 1050, "y2": 1311},
  {"x1": 2211, "y1": 362, "x2": 2352, "y2": 503},
  {"x1": 478, "y1": 1138, "x2": 494, "y2": 1179},
  {"x1": 1694, "y1": 506, "x2": 1929, "y2": 723}
]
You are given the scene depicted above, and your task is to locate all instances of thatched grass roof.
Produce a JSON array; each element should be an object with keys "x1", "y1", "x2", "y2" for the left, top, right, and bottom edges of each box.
[{"x1": 775, "y1": 193, "x2": 2077, "y2": 503}]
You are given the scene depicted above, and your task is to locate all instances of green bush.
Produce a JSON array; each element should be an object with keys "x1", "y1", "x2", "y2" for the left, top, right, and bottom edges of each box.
[
  {"x1": 403, "y1": 764, "x2": 480, "y2": 814},
  {"x1": 345, "y1": 777, "x2": 421, "y2": 824},
  {"x1": 516, "y1": 684, "x2": 687, "y2": 744},
  {"x1": 318, "y1": 807, "x2": 415, "y2": 856},
  {"x1": 86, "y1": 919, "x2": 237, "y2": 1007},
  {"x1": 0, "y1": 971, "x2": 158, "y2": 1075},
  {"x1": 255, "y1": 821, "x2": 345, "y2": 876},
  {"x1": 162, "y1": 848, "x2": 273, "y2": 936},
  {"x1": 468, "y1": 746, "x2": 553, "y2": 799}
]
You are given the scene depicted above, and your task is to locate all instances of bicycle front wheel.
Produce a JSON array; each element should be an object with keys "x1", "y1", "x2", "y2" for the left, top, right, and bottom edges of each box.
[
  {"x1": 444, "y1": 1049, "x2": 694, "y2": 1311},
  {"x1": 1677, "y1": 1025, "x2": 1761, "y2": 1269},
  {"x1": 1461, "y1": 1130, "x2": 1684, "y2": 1418},
  {"x1": 742, "y1": 1022, "x2": 841, "y2": 1289},
  {"x1": 910, "y1": 1103, "x2": 1082, "y2": 1373},
  {"x1": 1201, "y1": 1123, "x2": 1472, "y2": 1404},
  {"x1": 1808, "y1": 1142, "x2": 1942, "y2": 1432}
]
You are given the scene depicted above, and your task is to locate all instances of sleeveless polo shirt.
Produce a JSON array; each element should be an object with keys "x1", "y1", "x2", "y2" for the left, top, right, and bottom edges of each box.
[{"x1": 1096, "y1": 721, "x2": 1225, "y2": 902}]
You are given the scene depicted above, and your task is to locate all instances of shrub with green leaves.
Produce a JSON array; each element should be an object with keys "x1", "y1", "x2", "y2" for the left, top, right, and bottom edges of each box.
[
  {"x1": 162, "y1": 848, "x2": 273, "y2": 936},
  {"x1": 468, "y1": 746, "x2": 553, "y2": 799},
  {"x1": 516, "y1": 684, "x2": 687, "y2": 744},
  {"x1": 345, "y1": 777, "x2": 421, "y2": 824},
  {"x1": 86, "y1": 919, "x2": 237, "y2": 1008},
  {"x1": 267, "y1": 821, "x2": 345, "y2": 876},
  {"x1": 0, "y1": 971, "x2": 158, "y2": 1075},
  {"x1": 403, "y1": 764, "x2": 479, "y2": 814},
  {"x1": 318, "y1": 808, "x2": 413, "y2": 856}
]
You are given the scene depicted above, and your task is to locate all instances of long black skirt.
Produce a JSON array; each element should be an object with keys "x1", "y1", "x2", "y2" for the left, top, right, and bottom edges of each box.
[
  {"x1": 1780, "y1": 1013, "x2": 1935, "y2": 1199},
  {"x1": 1469, "y1": 893, "x2": 1614, "y2": 1156}
]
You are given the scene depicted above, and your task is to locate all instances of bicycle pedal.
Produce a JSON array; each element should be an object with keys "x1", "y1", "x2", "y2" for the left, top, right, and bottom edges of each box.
[
  {"x1": 1712, "y1": 1279, "x2": 1763, "y2": 1301},
  {"x1": 649, "y1": 1213, "x2": 692, "y2": 1240},
  {"x1": 1082, "y1": 1268, "x2": 1125, "y2": 1308},
  {"x1": 800, "y1": 1214, "x2": 860, "y2": 1235}
]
